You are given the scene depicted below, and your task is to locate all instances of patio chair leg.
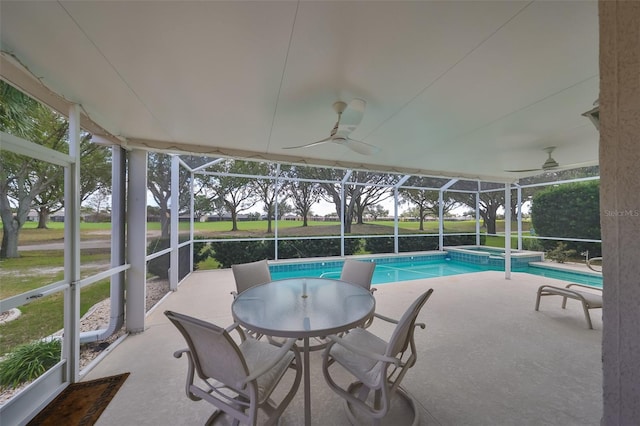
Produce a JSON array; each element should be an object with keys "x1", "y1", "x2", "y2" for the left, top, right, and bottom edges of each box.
[{"x1": 582, "y1": 303, "x2": 594, "y2": 329}]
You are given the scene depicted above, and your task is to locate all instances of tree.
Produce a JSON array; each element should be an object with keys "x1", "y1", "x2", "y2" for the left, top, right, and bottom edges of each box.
[
  {"x1": 249, "y1": 162, "x2": 280, "y2": 233},
  {"x1": 32, "y1": 134, "x2": 111, "y2": 228},
  {"x1": 365, "y1": 204, "x2": 388, "y2": 220},
  {"x1": 351, "y1": 172, "x2": 395, "y2": 224},
  {"x1": 309, "y1": 169, "x2": 394, "y2": 233},
  {"x1": 282, "y1": 165, "x2": 323, "y2": 227},
  {"x1": 452, "y1": 182, "x2": 504, "y2": 234},
  {"x1": 202, "y1": 160, "x2": 259, "y2": 231},
  {"x1": 399, "y1": 177, "x2": 459, "y2": 231},
  {"x1": 147, "y1": 153, "x2": 193, "y2": 239},
  {"x1": 193, "y1": 194, "x2": 211, "y2": 221},
  {"x1": 0, "y1": 83, "x2": 68, "y2": 258}
]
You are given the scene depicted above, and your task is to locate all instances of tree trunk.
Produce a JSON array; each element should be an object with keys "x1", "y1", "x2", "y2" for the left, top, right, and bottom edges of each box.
[
  {"x1": 266, "y1": 217, "x2": 272, "y2": 234},
  {"x1": 1, "y1": 220, "x2": 20, "y2": 258},
  {"x1": 231, "y1": 210, "x2": 238, "y2": 231},
  {"x1": 37, "y1": 208, "x2": 49, "y2": 229}
]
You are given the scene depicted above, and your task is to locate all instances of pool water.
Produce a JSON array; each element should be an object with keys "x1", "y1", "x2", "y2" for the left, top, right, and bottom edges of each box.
[{"x1": 270, "y1": 258, "x2": 603, "y2": 288}]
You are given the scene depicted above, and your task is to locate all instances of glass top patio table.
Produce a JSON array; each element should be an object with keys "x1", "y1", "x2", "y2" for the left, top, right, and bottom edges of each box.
[
  {"x1": 231, "y1": 277, "x2": 375, "y2": 426},
  {"x1": 231, "y1": 277, "x2": 375, "y2": 338}
]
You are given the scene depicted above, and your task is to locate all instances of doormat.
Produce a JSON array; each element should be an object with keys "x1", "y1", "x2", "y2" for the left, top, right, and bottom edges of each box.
[{"x1": 27, "y1": 372, "x2": 130, "y2": 426}]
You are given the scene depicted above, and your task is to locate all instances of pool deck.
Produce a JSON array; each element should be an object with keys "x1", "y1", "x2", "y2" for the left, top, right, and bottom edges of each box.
[{"x1": 85, "y1": 269, "x2": 603, "y2": 425}]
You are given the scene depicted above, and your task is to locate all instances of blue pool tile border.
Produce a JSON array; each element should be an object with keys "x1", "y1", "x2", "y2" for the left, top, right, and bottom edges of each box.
[{"x1": 269, "y1": 253, "x2": 447, "y2": 273}]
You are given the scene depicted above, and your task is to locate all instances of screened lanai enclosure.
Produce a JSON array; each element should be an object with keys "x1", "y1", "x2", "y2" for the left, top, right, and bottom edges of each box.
[
  {"x1": 1, "y1": 120, "x2": 601, "y2": 423},
  {"x1": 2, "y1": 1, "x2": 640, "y2": 425}
]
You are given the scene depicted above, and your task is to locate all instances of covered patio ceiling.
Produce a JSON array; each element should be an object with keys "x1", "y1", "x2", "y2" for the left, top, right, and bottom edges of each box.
[{"x1": 0, "y1": 1, "x2": 599, "y2": 182}]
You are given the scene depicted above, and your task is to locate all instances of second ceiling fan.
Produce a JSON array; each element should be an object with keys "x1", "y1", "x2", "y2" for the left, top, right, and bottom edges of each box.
[
  {"x1": 284, "y1": 99, "x2": 380, "y2": 155},
  {"x1": 505, "y1": 146, "x2": 560, "y2": 173}
]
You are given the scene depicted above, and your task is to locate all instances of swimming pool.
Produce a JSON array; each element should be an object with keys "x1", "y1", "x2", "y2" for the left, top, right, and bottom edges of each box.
[{"x1": 269, "y1": 254, "x2": 603, "y2": 288}]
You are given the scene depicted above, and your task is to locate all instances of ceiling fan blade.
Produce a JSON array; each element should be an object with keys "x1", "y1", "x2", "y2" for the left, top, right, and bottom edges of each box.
[
  {"x1": 283, "y1": 137, "x2": 332, "y2": 150},
  {"x1": 342, "y1": 138, "x2": 380, "y2": 156},
  {"x1": 505, "y1": 168, "x2": 543, "y2": 173},
  {"x1": 337, "y1": 99, "x2": 366, "y2": 134}
]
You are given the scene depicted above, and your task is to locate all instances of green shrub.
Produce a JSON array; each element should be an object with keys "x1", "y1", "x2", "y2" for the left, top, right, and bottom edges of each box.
[
  {"x1": 0, "y1": 339, "x2": 61, "y2": 389},
  {"x1": 522, "y1": 238, "x2": 545, "y2": 251},
  {"x1": 277, "y1": 238, "x2": 360, "y2": 259},
  {"x1": 531, "y1": 181, "x2": 601, "y2": 256},
  {"x1": 210, "y1": 240, "x2": 272, "y2": 268},
  {"x1": 546, "y1": 242, "x2": 578, "y2": 263},
  {"x1": 207, "y1": 238, "x2": 363, "y2": 267},
  {"x1": 365, "y1": 234, "x2": 480, "y2": 254}
]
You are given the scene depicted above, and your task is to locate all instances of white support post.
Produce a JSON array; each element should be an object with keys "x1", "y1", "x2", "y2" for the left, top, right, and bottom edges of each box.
[
  {"x1": 475, "y1": 183, "x2": 481, "y2": 245},
  {"x1": 274, "y1": 164, "x2": 281, "y2": 260},
  {"x1": 394, "y1": 175, "x2": 410, "y2": 254},
  {"x1": 393, "y1": 187, "x2": 400, "y2": 253},
  {"x1": 64, "y1": 104, "x2": 81, "y2": 382},
  {"x1": 504, "y1": 183, "x2": 512, "y2": 279},
  {"x1": 170, "y1": 155, "x2": 179, "y2": 291},
  {"x1": 126, "y1": 149, "x2": 147, "y2": 333},
  {"x1": 438, "y1": 191, "x2": 444, "y2": 250},
  {"x1": 340, "y1": 171, "x2": 352, "y2": 257},
  {"x1": 189, "y1": 171, "x2": 194, "y2": 273},
  {"x1": 516, "y1": 185, "x2": 523, "y2": 250}
]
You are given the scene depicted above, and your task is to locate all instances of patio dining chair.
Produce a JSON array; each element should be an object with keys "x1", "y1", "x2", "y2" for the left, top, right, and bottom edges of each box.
[
  {"x1": 165, "y1": 310, "x2": 302, "y2": 426},
  {"x1": 340, "y1": 259, "x2": 376, "y2": 291},
  {"x1": 231, "y1": 259, "x2": 272, "y2": 298},
  {"x1": 231, "y1": 259, "x2": 272, "y2": 340},
  {"x1": 322, "y1": 289, "x2": 434, "y2": 426},
  {"x1": 340, "y1": 259, "x2": 377, "y2": 328}
]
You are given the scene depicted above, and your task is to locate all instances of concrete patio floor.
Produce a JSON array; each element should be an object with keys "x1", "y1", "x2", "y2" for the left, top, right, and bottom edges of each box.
[{"x1": 85, "y1": 268, "x2": 603, "y2": 425}]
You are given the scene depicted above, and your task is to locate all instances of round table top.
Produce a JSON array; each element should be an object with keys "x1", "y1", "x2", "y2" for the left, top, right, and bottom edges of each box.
[{"x1": 231, "y1": 278, "x2": 376, "y2": 338}]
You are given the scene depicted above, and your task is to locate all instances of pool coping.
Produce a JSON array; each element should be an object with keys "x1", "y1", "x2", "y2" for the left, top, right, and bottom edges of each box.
[{"x1": 528, "y1": 261, "x2": 603, "y2": 278}]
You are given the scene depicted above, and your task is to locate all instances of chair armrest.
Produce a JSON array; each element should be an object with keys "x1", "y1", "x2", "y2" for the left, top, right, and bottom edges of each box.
[
  {"x1": 173, "y1": 348, "x2": 190, "y2": 359},
  {"x1": 241, "y1": 338, "x2": 298, "y2": 385},
  {"x1": 565, "y1": 283, "x2": 602, "y2": 293},
  {"x1": 226, "y1": 322, "x2": 247, "y2": 341},
  {"x1": 372, "y1": 313, "x2": 425, "y2": 329},
  {"x1": 372, "y1": 312, "x2": 398, "y2": 324},
  {"x1": 326, "y1": 334, "x2": 401, "y2": 366}
]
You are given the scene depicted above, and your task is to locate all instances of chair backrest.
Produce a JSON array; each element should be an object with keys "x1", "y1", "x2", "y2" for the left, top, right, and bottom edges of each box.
[
  {"x1": 340, "y1": 259, "x2": 376, "y2": 290},
  {"x1": 232, "y1": 259, "x2": 272, "y2": 294},
  {"x1": 165, "y1": 310, "x2": 249, "y2": 392},
  {"x1": 385, "y1": 289, "x2": 433, "y2": 358}
]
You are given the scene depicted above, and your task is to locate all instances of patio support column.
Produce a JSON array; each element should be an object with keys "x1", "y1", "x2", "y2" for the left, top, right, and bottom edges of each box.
[
  {"x1": 439, "y1": 179, "x2": 457, "y2": 250},
  {"x1": 126, "y1": 149, "x2": 147, "y2": 333},
  {"x1": 274, "y1": 164, "x2": 280, "y2": 260},
  {"x1": 475, "y1": 182, "x2": 481, "y2": 245},
  {"x1": 599, "y1": 1, "x2": 640, "y2": 423},
  {"x1": 438, "y1": 191, "x2": 444, "y2": 250},
  {"x1": 189, "y1": 171, "x2": 194, "y2": 272},
  {"x1": 169, "y1": 155, "x2": 179, "y2": 291},
  {"x1": 504, "y1": 183, "x2": 511, "y2": 279},
  {"x1": 393, "y1": 187, "x2": 400, "y2": 253},
  {"x1": 64, "y1": 103, "x2": 81, "y2": 381},
  {"x1": 394, "y1": 175, "x2": 410, "y2": 254},
  {"x1": 516, "y1": 184, "x2": 523, "y2": 250}
]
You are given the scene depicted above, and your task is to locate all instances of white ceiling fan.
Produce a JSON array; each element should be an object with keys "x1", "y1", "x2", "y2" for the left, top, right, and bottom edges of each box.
[
  {"x1": 505, "y1": 146, "x2": 560, "y2": 173},
  {"x1": 283, "y1": 99, "x2": 380, "y2": 155}
]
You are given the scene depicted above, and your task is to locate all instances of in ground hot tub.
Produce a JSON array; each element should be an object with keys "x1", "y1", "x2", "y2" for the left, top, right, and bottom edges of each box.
[{"x1": 444, "y1": 245, "x2": 544, "y2": 270}]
